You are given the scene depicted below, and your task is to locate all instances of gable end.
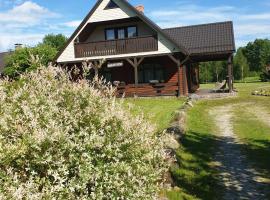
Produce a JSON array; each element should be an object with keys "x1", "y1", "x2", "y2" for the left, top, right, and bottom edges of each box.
[{"x1": 104, "y1": 0, "x2": 119, "y2": 9}]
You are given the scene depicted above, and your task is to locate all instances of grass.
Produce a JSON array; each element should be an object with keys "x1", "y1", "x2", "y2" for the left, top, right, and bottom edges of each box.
[
  {"x1": 124, "y1": 80, "x2": 270, "y2": 199},
  {"x1": 124, "y1": 97, "x2": 186, "y2": 131},
  {"x1": 168, "y1": 101, "x2": 222, "y2": 199},
  {"x1": 172, "y1": 81, "x2": 270, "y2": 199}
]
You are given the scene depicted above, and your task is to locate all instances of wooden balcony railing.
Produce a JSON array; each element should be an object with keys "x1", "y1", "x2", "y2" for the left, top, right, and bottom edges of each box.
[{"x1": 74, "y1": 35, "x2": 158, "y2": 58}]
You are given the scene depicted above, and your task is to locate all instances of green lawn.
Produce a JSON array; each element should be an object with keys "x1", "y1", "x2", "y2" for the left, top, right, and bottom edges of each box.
[
  {"x1": 124, "y1": 97, "x2": 186, "y2": 132},
  {"x1": 169, "y1": 81, "x2": 270, "y2": 199},
  {"x1": 124, "y1": 81, "x2": 270, "y2": 200}
]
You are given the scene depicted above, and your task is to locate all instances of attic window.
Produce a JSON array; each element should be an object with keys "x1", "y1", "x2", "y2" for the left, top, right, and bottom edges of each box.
[{"x1": 105, "y1": 1, "x2": 119, "y2": 9}]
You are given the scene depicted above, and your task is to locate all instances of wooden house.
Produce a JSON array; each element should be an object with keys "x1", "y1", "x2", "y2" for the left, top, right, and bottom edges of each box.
[{"x1": 55, "y1": 0, "x2": 236, "y2": 97}]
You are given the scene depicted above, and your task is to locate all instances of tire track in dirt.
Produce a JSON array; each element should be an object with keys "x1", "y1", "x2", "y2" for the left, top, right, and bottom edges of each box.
[{"x1": 210, "y1": 105, "x2": 268, "y2": 200}]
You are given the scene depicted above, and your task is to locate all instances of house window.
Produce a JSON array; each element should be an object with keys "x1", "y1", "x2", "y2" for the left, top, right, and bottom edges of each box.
[
  {"x1": 117, "y1": 28, "x2": 125, "y2": 39},
  {"x1": 105, "y1": 26, "x2": 137, "y2": 40},
  {"x1": 105, "y1": 1, "x2": 119, "y2": 9},
  {"x1": 105, "y1": 29, "x2": 116, "y2": 40},
  {"x1": 127, "y1": 26, "x2": 137, "y2": 38},
  {"x1": 138, "y1": 64, "x2": 165, "y2": 83}
]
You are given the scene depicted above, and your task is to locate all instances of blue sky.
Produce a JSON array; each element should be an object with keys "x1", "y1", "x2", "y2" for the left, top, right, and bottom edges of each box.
[{"x1": 0, "y1": 0, "x2": 270, "y2": 51}]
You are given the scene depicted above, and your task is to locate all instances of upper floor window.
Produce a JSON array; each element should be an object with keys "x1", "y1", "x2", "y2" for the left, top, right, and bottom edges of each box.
[
  {"x1": 105, "y1": 29, "x2": 116, "y2": 40},
  {"x1": 127, "y1": 27, "x2": 137, "y2": 38},
  {"x1": 105, "y1": 26, "x2": 137, "y2": 40},
  {"x1": 105, "y1": 1, "x2": 119, "y2": 9}
]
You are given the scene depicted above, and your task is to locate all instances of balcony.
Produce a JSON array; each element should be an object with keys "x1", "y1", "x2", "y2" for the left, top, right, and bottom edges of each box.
[{"x1": 74, "y1": 35, "x2": 158, "y2": 58}]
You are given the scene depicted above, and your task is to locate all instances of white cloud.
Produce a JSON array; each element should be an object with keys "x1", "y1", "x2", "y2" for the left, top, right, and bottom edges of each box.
[
  {"x1": 62, "y1": 20, "x2": 81, "y2": 28},
  {"x1": 0, "y1": 33, "x2": 44, "y2": 51},
  {"x1": 0, "y1": 0, "x2": 25, "y2": 7},
  {"x1": 0, "y1": 1, "x2": 59, "y2": 27},
  {"x1": 0, "y1": 1, "x2": 62, "y2": 51}
]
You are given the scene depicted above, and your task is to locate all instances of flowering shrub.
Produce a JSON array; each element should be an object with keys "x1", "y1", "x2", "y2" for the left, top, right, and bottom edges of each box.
[{"x1": 0, "y1": 66, "x2": 168, "y2": 199}]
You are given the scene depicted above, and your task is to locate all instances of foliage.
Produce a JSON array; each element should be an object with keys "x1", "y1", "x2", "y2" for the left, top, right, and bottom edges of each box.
[
  {"x1": 199, "y1": 39, "x2": 270, "y2": 82},
  {"x1": 199, "y1": 61, "x2": 227, "y2": 83},
  {"x1": 260, "y1": 68, "x2": 270, "y2": 82},
  {"x1": 242, "y1": 39, "x2": 270, "y2": 72},
  {"x1": 42, "y1": 34, "x2": 67, "y2": 51},
  {"x1": 233, "y1": 47, "x2": 249, "y2": 81},
  {"x1": 3, "y1": 44, "x2": 57, "y2": 78},
  {"x1": 0, "y1": 65, "x2": 168, "y2": 199}
]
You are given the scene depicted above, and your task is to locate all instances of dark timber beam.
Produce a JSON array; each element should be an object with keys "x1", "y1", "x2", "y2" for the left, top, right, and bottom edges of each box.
[
  {"x1": 126, "y1": 57, "x2": 144, "y2": 96},
  {"x1": 90, "y1": 60, "x2": 104, "y2": 77},
  {"x1": 228, "y1": 55, "x2": 233, "y2": 93},
  {"x1": 168, "y1": 54, "x2": 182, "y2": 97}
]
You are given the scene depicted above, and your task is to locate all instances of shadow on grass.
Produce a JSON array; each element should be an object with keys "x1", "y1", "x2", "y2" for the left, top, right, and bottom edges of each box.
[
  {"x1": 170, "y1": 132, "x2": 270, "y2": 200},
  {"x1": 171, "y1": 131, "x2": 221, "y2": 200},
  {"x1": 241, "y1": 139, "x2": 270, "y2": 172}
]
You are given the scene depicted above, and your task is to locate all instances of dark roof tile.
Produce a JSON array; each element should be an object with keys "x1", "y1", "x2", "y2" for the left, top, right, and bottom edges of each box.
[{"x1": 163, "y1": 21, "x2": 236, "y2": 55}]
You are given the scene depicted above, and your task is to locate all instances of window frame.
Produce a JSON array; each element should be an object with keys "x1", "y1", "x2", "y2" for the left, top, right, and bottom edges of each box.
[
  {"x1": 105, "y1": 28, "x2": 116, "y2": 40},
  {"x1": 104, "y1": 26, "x2": 138, "y2": 40},
  {"x1": 138, "y1": 63, "x2": 166, "y2": 84}
]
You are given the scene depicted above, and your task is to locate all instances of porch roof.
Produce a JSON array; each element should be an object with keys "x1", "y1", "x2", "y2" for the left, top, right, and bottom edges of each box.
[{"x1": 163, "y1": 21, "x2": 236, "y2": 61}]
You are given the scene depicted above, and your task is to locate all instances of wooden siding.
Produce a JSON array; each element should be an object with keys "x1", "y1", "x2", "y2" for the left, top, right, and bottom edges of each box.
[
  {"x1": 116, "y1": 83, "x2": 178, "y2": 97},
  {"x1": 187, "y1": 63, "x2": 200, "y2": 93},
  {"x1": 75, "y1": 36, "x2": 158, "y2": 58}
]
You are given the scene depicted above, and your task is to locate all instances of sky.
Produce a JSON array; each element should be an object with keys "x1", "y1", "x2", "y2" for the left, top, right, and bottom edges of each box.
[{"x1": 0, "y1": 0, "x2": 270, "y2": 52}]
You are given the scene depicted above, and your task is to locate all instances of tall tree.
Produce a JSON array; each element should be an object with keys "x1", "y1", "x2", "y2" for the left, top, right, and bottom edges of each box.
[
  {"x1": 42, "y1": 34, "x2": 67, "y2": 51},
  {"x1": 234, "y1": 47, "x2": 249, "y2": 81},
  {"x1": 242, "y1": 39, "x2": 270, "y2": 72}
]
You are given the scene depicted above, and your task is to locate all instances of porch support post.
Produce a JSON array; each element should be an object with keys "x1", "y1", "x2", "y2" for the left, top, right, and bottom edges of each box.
[
  {"x1": 168, "y1": 54, "x2": 181, "y2": 97},
  {"x1": 93, "y1": 61, "x2": 99, "y2": 77},
  {"x1": 91, "y1": 60, "x2": 104, "y2": 78},
  {"x1": 228, "y1": 54, "x2": 233, "y2": 93},
  {"x1": 127, "y1": 57, "x2": 144, "y2": 96}
]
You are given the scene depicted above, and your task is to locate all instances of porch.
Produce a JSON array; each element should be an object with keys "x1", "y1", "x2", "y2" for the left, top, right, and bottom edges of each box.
[{"x1": 96, "y1": 55, "x2": 189, "y2": 97}]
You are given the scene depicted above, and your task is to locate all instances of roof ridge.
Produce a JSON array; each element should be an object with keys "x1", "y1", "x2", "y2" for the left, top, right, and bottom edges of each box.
[{"x1": 163, "y1": 21, "x2": 233, "y2": 30}]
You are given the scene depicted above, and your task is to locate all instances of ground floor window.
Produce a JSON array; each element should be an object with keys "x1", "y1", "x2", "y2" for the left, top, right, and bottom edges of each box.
[{"x1": 138, "y1": 63, "x2": 165, "y2": 83}]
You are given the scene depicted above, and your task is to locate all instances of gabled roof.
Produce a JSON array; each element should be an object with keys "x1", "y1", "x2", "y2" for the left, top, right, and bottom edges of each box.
[
  {"x1": 0, "y1": 52, "x2": 12, "y2": 73},
  {"x1": 55, "y1": 0, "x2": 189, "y2": 61},
  {"x1": 163, "y1": 21, "x2": 235, "y2": 55},
  {"x1": 118, "y1": 0, "x2": 189, "y2": 55}
]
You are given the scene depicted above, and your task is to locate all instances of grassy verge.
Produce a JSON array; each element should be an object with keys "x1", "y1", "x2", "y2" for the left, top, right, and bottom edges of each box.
[
  {"x1": 168, "y1": 82, "x2": 270, "y2": 199},
  {"x1": 123, "y1": 82, "x2": 270, "y2": 199},
  {"x1": 234, "y1": 109, "x2": 270, "y2": 172},
  {"x1": 124, "y1": 97, "x2": 186, "y2": 131},
  {"x1": 167, "y1": 101, "x2": 222, "y2": 200}
]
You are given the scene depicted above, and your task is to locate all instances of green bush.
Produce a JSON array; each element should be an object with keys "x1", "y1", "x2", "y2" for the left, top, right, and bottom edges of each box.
[
  {"x1": 0, "y1": 66, "x2": 168, "y2": 199},
  {"x1": 3, "y1": 44, "x2": 57, "y2": 78},
  {"x1": 260, "y1": 70, "x2": 270, "y2": 82}
]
